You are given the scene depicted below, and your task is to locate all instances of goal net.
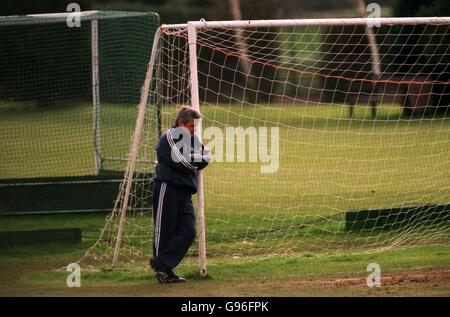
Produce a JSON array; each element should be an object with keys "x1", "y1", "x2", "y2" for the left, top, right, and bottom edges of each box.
[
  {"x1": 0, "y1": 11, "x2": 159, "y2": 180},
  {"x1": 81, "y1": 17, "x2": 450, "y2": 270}
]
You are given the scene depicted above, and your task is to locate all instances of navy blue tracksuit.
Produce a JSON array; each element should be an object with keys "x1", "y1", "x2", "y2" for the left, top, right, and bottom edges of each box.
[{"x1": 152, "y1": 126, "x2": 210, "y2": 269}]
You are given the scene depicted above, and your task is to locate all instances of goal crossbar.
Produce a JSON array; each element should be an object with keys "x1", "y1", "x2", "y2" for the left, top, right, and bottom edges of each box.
[{"x1": 163, "y1": 17, "x2": 450, "y2": 30}]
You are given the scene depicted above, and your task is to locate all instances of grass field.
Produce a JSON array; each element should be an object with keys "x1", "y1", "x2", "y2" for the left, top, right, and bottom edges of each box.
[
  {"x1": 1, "y1": 102, "x2": 450, "y2": 296},
  {"x1": 1, "y1": 240, "x2": 449, "y2": 296}
]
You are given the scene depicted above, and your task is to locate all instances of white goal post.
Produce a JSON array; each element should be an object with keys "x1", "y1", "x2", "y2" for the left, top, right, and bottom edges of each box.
[{"x1": 82, "y1": 17, "x2": 450, "y2": 275}]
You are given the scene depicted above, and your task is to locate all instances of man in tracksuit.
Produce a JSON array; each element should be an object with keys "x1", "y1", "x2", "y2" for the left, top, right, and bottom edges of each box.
[{"x1": 150, "y1": 106, "x2": 210, "y2": 284}]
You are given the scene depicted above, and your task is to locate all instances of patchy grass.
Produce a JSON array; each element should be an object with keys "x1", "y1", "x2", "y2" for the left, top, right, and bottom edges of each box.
[
  {"x1": 1, "y1": 102, "x2": 450, "y2": 296},
  {"x1": 1, "y1": 243, "x2": 449, "y2": 296}
]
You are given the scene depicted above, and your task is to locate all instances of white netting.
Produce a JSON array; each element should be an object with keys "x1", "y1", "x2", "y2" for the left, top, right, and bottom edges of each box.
[{"x1": 81, "y1": 19, "x2": 450, "y2": 268}]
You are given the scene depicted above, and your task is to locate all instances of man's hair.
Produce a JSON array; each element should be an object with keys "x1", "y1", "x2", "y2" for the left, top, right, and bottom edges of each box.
[{"x1": 175, "y1": 105, "x2": 201, "y2": 126}]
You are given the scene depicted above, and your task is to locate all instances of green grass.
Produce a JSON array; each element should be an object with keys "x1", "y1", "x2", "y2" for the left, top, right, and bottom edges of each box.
[
  {"x1": 199, "y1": 103, "x2": 450, "y2": 217},
  {"x1": 1, "y1": 102, "x2": 450, "y2": 295},
  {"x1": 1, "y1": 102, "x2": 450, "y2": 258},
  {"x1": 2, "y1": 211, "x2": 448, "y2": 261},
  {"x1": 0, "y1": 213, "x2": 108, "y2": 240},
  {"x1": 0, "y1": 102, "x2": 137, "y2": 178},
  {"x1": 20, "y1": 244, "x2": 450, "y2": 282},
  {"x1": 1, "y1": 242, "x2": 449, "y2": 296}
]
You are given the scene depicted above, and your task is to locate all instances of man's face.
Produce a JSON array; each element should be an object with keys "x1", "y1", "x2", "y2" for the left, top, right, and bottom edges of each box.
[{"x1": 179, "y1": 119, "x2": 195, "y2": 136}]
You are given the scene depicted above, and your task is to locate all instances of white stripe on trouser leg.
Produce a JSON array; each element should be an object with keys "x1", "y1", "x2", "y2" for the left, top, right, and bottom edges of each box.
[{"x1": 155, "y1": 182, "x2": 167, "y2": 257}]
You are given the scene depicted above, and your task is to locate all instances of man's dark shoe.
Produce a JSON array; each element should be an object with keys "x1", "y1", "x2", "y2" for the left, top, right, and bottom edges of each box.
[
  {"x1": 150, "y1": 258, "x2": 185, "y2": 284},
  {"x1": 150, "y1": 258, "x2": 170, "y2": 284},
  {"x1": 167, "y1": 269, "x2": 186, "y2": 283}
]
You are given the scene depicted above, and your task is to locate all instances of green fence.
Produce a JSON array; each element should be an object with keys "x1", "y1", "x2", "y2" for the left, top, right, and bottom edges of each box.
[{"x1": 0, "y1": 11, "x2": 159, "y2": 215}]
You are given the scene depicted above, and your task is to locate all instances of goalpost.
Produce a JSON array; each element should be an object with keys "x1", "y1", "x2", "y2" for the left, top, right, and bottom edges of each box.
[{"x1": 81, "y1": 17, "x2": 450, "y2": 274}]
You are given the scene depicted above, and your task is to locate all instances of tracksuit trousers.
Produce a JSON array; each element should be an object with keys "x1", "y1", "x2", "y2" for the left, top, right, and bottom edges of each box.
[{"x1": 152, "y1": 180, "x2": 196, "y2": 269}]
